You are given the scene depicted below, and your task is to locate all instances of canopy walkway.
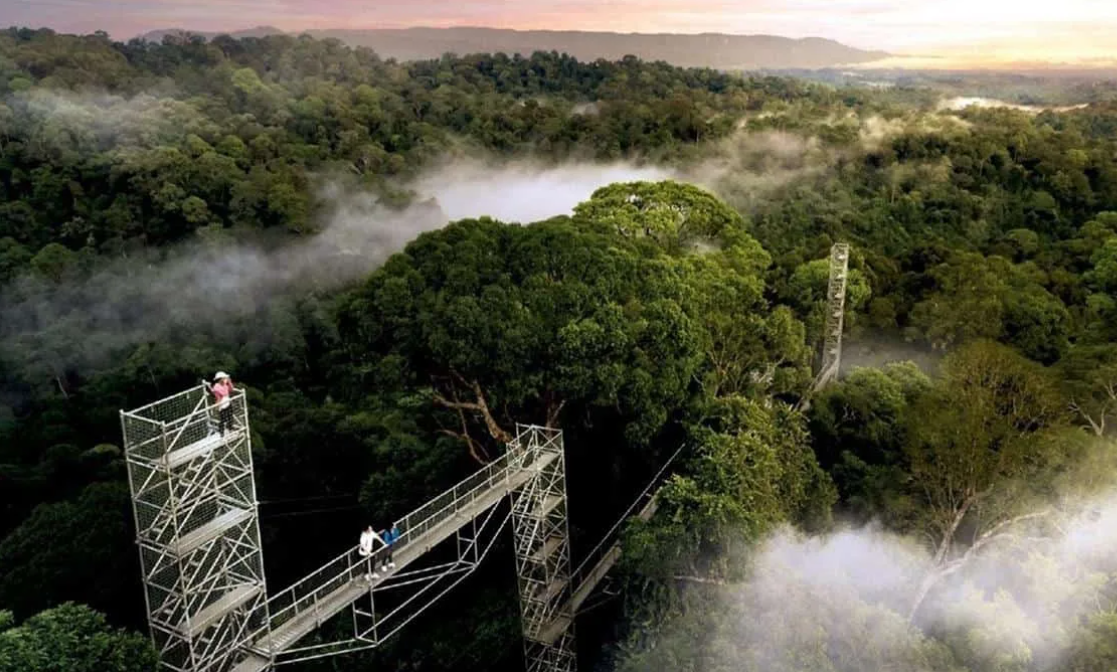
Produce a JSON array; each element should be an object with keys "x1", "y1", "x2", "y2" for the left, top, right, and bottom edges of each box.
[
  {"x1": 123, "y1": 388, "x2": 680, "y2": 672},
  {"x1": 230, "y1": 444, "x2": 560, "y2": 672}
]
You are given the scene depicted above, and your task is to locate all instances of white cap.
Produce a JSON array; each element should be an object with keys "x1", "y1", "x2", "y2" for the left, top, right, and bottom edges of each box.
[{"x1": 214, "y1": 371, "x2": 229, "y2": 381}]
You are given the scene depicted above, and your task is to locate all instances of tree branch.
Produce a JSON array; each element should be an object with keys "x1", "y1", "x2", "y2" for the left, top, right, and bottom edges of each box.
[
  {"x1": 437, "y1": 404, "x2": 490, "y2": 465},
  {"x1": 672, "y1": 574, "x2": 728, "y2": 586},
  {"x1": 1069, "y1": 400, "x2": 1105, "y2": 437},
  {"x1": 910, "y1": 507, "x2": 1053, "y2": 622},
  {"x1": 545, "y1": 399, "x2": 566, "y2": 429},
  {"x1": 432, "y1": 371, "x2": 513, "y2": 448},
  {"x1": 967, "y1": 509, "x2": 1052, "y2": 556}
]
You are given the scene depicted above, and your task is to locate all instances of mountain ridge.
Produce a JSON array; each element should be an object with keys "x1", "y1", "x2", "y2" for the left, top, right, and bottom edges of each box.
[{"x1": 136, "y1": 25, "x2": 890, "y2": 70}]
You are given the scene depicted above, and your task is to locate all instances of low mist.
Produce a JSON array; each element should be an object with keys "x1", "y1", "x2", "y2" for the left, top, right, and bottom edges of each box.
[
  {"x1": 938, "y1": 97, "x2": 1090, "y2": 114},
  {"x1": 644, "y1": 489, "x2": 1117, "y2": 671},
  {"x1": 407, "y1": 158, "x2": 672, "y2": 222},
  {"x1": 0, "y1": 88, "x2": 957, "y2": 388},
  {"x1": 0, "y1": 159, "x2": 676, "y2": 382}
]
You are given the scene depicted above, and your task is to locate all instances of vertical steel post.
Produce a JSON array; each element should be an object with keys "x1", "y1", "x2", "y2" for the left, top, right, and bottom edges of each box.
[
  {"x1": 509, "y1": 425, "x2": 577, "y2": 672},
  {"x1": 123, "y1": 386, "x2": 272, "y2": 672},
  {"x1": 815, "y1": 243, "x2": 851, "y2": 391}
]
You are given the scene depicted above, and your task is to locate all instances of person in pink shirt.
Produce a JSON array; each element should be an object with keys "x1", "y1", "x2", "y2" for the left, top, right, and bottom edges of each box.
[{"x1": 210, "y1": 371, "x2": 236, "y2": 434}]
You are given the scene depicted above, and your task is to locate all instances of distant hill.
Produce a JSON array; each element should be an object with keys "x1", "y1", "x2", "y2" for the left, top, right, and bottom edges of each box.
[
  {"x1": 138, "y1": 26, "x2": 285, "y2": 42},
  {"x1": 137, "y1": 26, "x2": 889, "y2": 70}
]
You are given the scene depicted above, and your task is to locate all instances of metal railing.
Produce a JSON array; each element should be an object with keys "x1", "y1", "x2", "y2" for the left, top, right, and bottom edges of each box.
[
  {"x1": 392, "y1": 444, "x2": 540, "y2": 549},
  {"x1": 569, "y1": 444, "x2": 683, "y2": 592},
  {"x1": 251, "y1": 441, "x2": 553, "y2": 650},
  {"x1": 125, "y1": 387, "x2": 248, "y2": 463},
  {"x1": 123, "y1": 384, "x2": 267, "y2": 672}
]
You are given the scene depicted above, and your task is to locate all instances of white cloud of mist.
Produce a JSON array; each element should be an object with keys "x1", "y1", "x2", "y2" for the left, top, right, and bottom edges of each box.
[
  {"x1": 938, "y1": 97, "x2": 1090, "y2": 114},
  {"x1": 0, "y1": 158, "x2": 677, "y2": 380},
  {"x1": 409, "y1": 158, "x2": 673, "y2": 223},
  {"x1": 8, "y1": 89, "x2": 213, "y2": 153},
  {"x1": 686, "y1": 130, "x2": 831, "y2": 211},
  {"x1": 0, "y1": 86, "x2": 978, "y2": 387},
  {"x1": 841, "y1": 337, "x2": 945, "y2": 375},
  {"x1": 652, "y1": 489, "x2": 1117, "y2": 672}
]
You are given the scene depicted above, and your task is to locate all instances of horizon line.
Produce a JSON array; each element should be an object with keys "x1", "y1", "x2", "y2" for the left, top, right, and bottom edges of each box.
[{"x1": 11, "y1": 23, "x2": 1117, "y2": 71}]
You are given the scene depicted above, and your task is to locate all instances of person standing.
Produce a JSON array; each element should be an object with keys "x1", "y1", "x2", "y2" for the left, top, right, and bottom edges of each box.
[
  {"x1": 379, "y1": 525, "x2": 399, "y2": 571},
  {"x1": 211, "y1": 372, "x2": 235, "y2": 435},
  {"x1": 359, "y1": 525, "x2": 381, "y2": 581}
]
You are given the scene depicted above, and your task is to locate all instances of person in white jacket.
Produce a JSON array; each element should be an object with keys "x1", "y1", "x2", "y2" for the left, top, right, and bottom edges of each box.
[{"x1": 359, "y1": 526, "x2": 383, "y2": 581}]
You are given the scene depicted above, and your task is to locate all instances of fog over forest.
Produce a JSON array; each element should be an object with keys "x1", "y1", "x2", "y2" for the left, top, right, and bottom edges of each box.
[{"x1": 1, "y1": 26, "x2": 1117, "y2": 672}]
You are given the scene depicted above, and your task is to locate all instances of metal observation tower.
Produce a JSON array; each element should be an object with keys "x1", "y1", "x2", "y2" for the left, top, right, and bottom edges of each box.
[
  {"x1": 122, "y1": 387, "x2": 673, "y2": 672},
  {"x1": 812, "y1": 242, "x2": 851, "y2": 393}
]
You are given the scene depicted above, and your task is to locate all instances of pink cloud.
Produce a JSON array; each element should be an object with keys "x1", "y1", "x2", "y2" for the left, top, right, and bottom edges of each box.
[{"x1": 5, "y1": 0, "x2": 1117, "y2": 61}]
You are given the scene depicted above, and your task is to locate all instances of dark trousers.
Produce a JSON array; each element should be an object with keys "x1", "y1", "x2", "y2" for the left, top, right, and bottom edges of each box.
[{"x1": 219, "y1": 406, "x2": 234, "y2": 434}]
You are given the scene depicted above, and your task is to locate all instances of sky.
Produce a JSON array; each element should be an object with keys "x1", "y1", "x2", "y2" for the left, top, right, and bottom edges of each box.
[{"x1": 6, "y1": 0, "x2": 1117, "y2": 67}]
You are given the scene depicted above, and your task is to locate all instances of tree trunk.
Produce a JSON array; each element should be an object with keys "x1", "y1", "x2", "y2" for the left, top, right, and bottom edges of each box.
[
  {"x1": 909, "y1": 507, "x2": 1051, "y2": 622},
  {"x1": 433, "y1": 374, "x2": 513, "y2": 459}
]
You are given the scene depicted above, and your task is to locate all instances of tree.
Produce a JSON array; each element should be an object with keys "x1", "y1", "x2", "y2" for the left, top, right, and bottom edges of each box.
[
  {"x1": 678, "y1": 236, "x2": 810, "y2": 398},
  {"x1": 902, "y1": 341, "x2": 1068, "y2": 620},
  {"x1": 0, "y1": 238, "x2": 31, "y2": 283},
  {"x1": 907, "y1": 252, "x2": 1010, "y2": 349},
  {"x1": 1058, "y1": 344, "x2": 1117, "y2": 436},
  {"x1": 0, "y1": 481, "x2": 139, "y2": 624},
  {"x1": 28, "y1": 242, "x2": 76, "y2": 283},
  {"x1": 0, "y1": 603, "x2": 156, "y2": 672},
  {"x1": 337, "y1": 216, "x2": 704, "y2": 457},
  {"x1": 624, "y1": 395, "x2": 835, "y2": 584},
  {"x1": 782, "y1": 256, "x2": 871, "y2": 348},
  {"x1": 572, "y1": 180, "x2": 746, "y2": 252},
  {"x1": 1064, "y1": 613, "x2": 1117, "y2": 672},
  {"x1": 810, "y1": 362, "x2": 931, "y2": 526},
  {"x1": 908, "y1": 252, "x2": 1070, "y2": 362}
]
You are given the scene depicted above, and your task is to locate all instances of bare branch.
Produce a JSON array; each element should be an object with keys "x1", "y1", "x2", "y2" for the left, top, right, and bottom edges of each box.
[
  {"x1": 545, "y1": 399, "x2": 566, "y2": 429},
  {"x1": 431, "y1": 372, "x2": 513, "y2": 450},
  {"x1": 672, "y1": 575, "x2": 728, "y2": 586},
  {"x1": 968, "y1": 509, "x2": 1052, "y2": 556},
  {"x1": 910, "y1": 508, "x2": 1053, "y2": 622},
  {"x1": 1069, "y1": 401, "x2": 1105, "y2": 437}
]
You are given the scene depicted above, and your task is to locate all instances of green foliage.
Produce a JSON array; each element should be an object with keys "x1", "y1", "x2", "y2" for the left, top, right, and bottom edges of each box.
[
  {"x1": 783, "y1": 257, "x2": 871, "y2": 345},
  {"x1": 625, "y1": 396, "x2": 835, "y2": 581},
  {"x1": 1056, "y1": 343, "x2": 1117, "y2": 435},
  {"x1": 338, "y1": 215, "x2": 704, "y2": 446},
  {"x1": 907, "y1": 253, "x2": 1070, "y2": 362},
  {"x1": 810, "y1": 362, "x2": 931, "y2": 525},
  {"x1": 0, "y1": 603, "x2": 157, "y2": 672},
  {"x1": 572, "y1": 180, "x2": 746, "y2": 251},
  {"x1": 902, "y1": 341, "x2": 1068, "y2": 553},
  {"x1": 3, "y1": 26, "x2": 1117, "y2": 672},
  {"x1": 0, "y1": 481, "x2": 138, "y2": 624},
  {"x1": 1064, "y1": 612, "x2": 1117, "y2": 671}
]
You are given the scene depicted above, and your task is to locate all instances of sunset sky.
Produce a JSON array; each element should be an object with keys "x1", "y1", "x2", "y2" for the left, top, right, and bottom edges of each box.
[{"x1": 7, "y1": 0, "x2": 1117, "y2": 67}]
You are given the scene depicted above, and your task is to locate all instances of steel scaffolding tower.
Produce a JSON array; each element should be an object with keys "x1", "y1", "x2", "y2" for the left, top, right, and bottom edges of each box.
[
  {"x1": 122, "y1": 386, "x2": 271, "y2": 672},
  {"x1": 509, "y1": 425, "x2": 577, "y2": 672},
  {"x1": 123, "y1": 384, "x2": 657, "y2": 672},
  {"x1": 814, "y1": 243, "x2": 851, "y2": 392}
]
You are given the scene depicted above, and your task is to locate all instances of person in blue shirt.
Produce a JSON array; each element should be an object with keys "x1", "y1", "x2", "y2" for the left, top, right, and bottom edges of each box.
[{"x1": 378, "y1": 524, "x2": 400, "y2": 571}]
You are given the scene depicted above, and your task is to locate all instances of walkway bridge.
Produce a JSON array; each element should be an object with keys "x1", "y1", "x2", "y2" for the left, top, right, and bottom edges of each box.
[{"x1": 122, "y1": 386, "x2": 679, "y2": 672}]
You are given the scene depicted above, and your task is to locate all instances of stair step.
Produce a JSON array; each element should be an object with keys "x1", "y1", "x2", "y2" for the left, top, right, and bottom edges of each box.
[
  {"x1": 185, "y1": 584, "x2": 262, "y2": 637},
  {"x1": 163, "y1": 429, "x2": 243, "y2": 469},
  {"x1": 172, "y1": 508, "x2": 252, "y2": 556}
]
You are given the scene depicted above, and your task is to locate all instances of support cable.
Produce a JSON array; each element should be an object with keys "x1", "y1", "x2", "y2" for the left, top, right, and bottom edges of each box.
[{"x1": 572, "y1": 443, "x2": 684, "y2": 579}]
